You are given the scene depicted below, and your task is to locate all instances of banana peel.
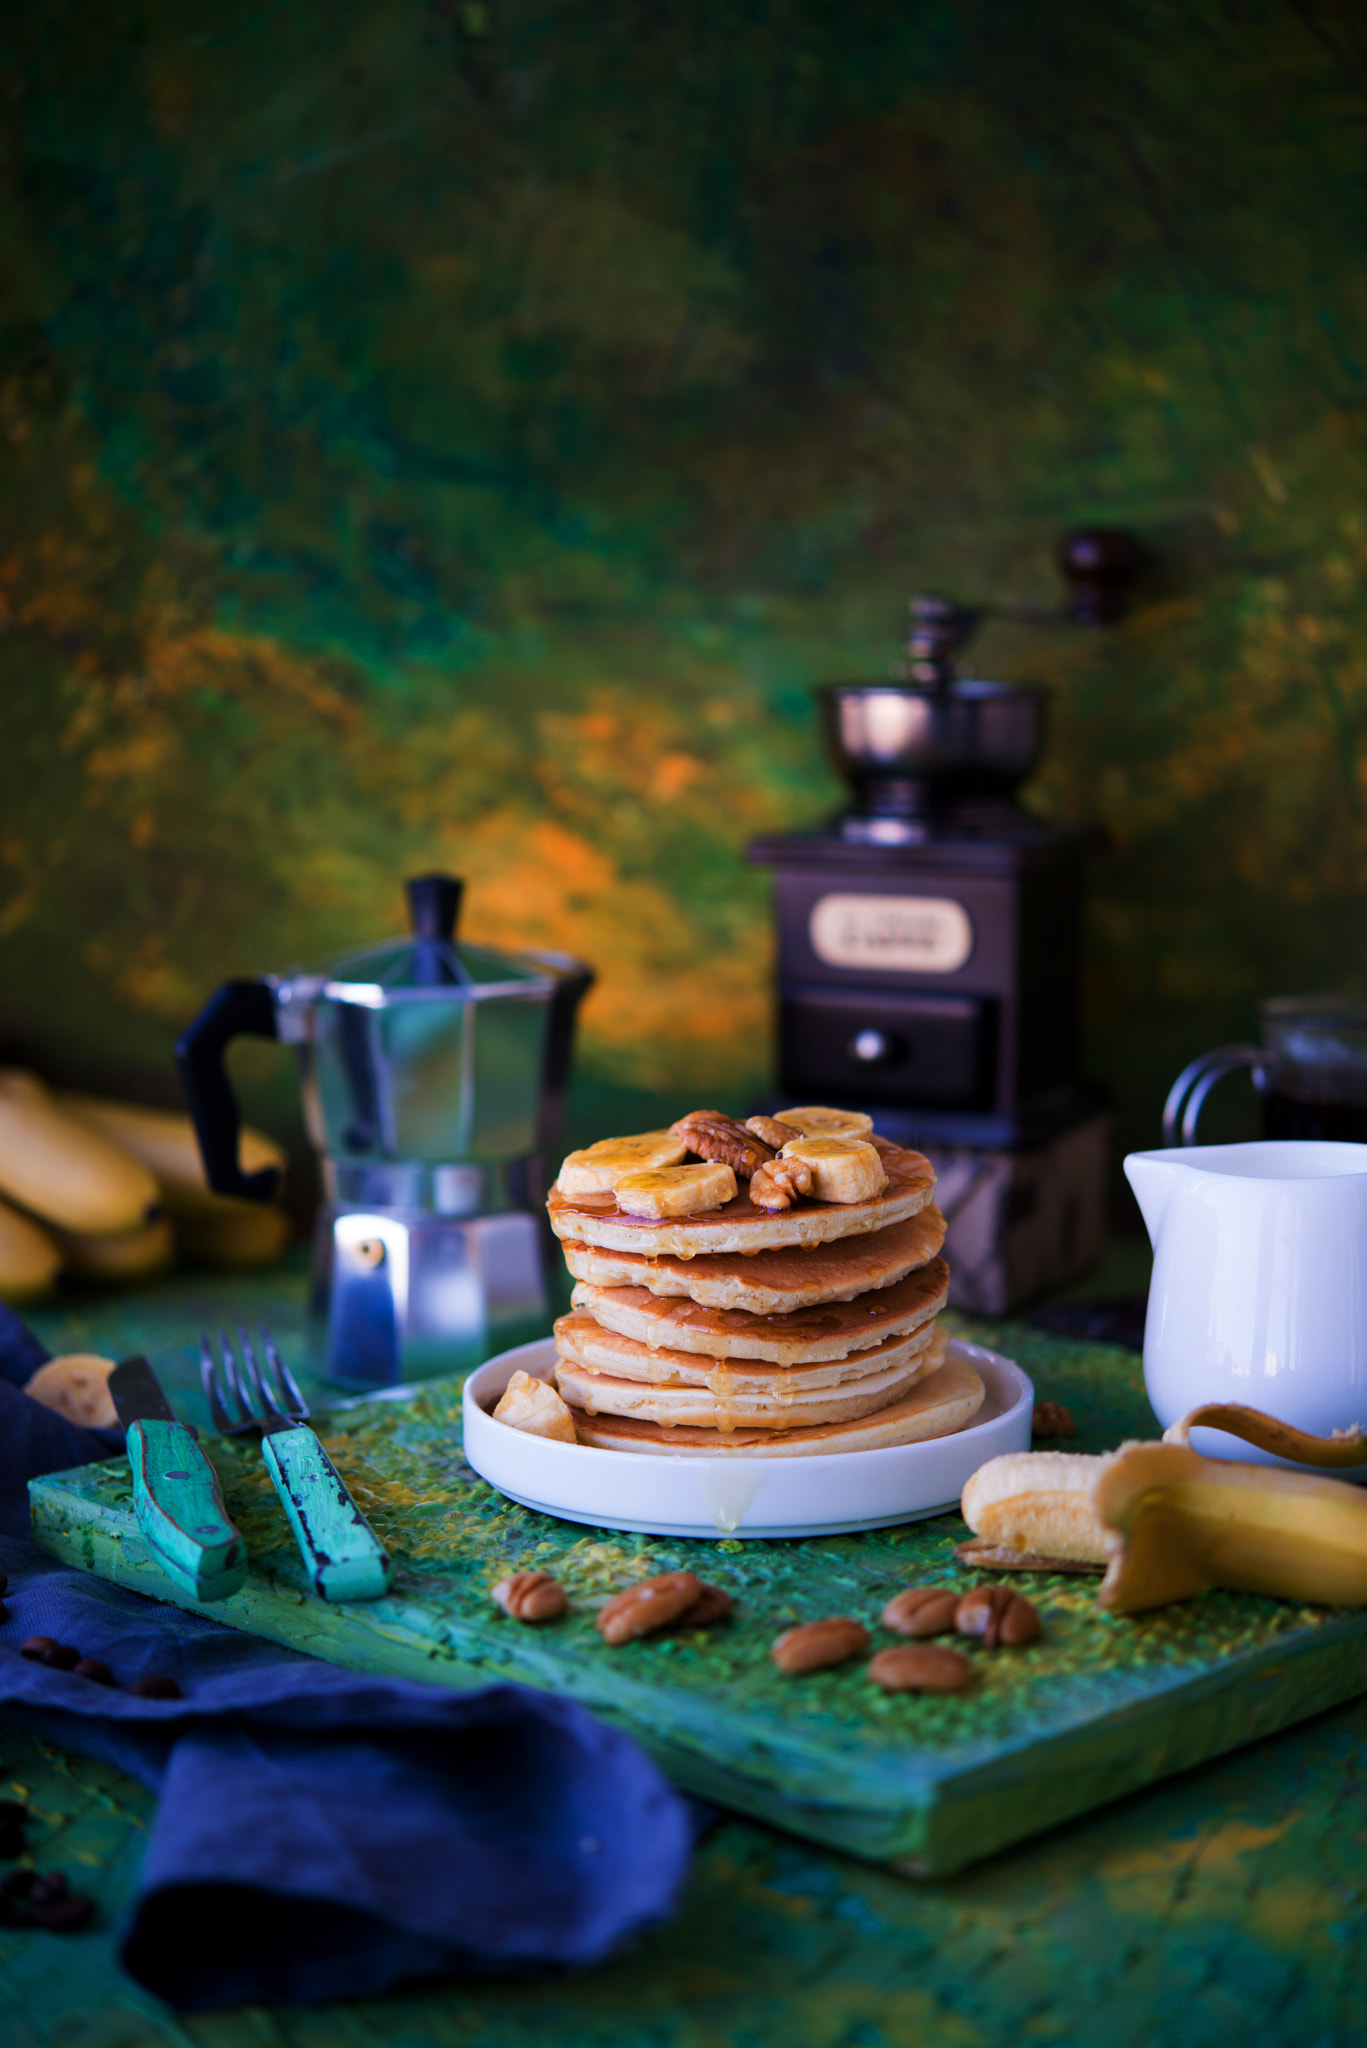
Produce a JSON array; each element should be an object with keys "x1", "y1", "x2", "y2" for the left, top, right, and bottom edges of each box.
[
  {"x1": 1095, "y1": 1439, "x2": 1367, "y2": 1612},
  {"x1": 961, "y1": 1404, "x2": 1367, "y2": 1615}
]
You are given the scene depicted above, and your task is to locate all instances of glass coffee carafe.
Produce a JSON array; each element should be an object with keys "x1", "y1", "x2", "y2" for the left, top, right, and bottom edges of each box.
[{"x1": 1163, "y1": 996, "x2": 1367, "y2": 1146}]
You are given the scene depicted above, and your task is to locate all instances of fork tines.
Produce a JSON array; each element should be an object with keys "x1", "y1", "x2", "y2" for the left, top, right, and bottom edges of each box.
[{"x1": 200, "y1": 1326, "x2": 309, "y2": 1433}]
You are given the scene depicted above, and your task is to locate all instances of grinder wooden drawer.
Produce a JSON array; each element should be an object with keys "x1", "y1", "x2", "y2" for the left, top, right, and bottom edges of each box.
[{"x1": 779, "y1": 985, "x2": 996, "y2": 1109}]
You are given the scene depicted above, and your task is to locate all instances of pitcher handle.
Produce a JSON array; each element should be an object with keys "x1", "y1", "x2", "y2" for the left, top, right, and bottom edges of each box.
[
  {"x1": 1161, "y1": 1045, "x2": 1266, "y2": 1146},
  {"x1": 175, "y1": 979, "x2": 282, "y2": 1201}
]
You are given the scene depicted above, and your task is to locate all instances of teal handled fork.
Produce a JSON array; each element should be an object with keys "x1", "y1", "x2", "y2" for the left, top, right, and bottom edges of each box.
[{"x1": 200, "y1": 1328, "x2": 394, "y2": 1603}]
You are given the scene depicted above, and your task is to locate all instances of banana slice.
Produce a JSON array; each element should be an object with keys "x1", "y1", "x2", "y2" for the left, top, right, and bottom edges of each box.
[
  {"x1": 614, "y1": 1160, "x2": 737, "y2": 1219},
  {"x1": 778, "y1": 1135, "x2": 887, "y2": 1204},
  {"x1": 557, "y1": 1130, "x2": 688, "y2": 1196},
  {"x1": 777, "y1": 1106, "x2": 875, "y2": 1139},
  {"x1": 25, "y1": 1353, "x2": 119, "y2": 1429}
]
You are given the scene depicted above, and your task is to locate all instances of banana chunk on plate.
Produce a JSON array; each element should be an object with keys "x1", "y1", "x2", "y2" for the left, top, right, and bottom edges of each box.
[
  {"x1": 557, "y1": 1130, "x2": 688, "y2": 1196},
  {"x1": 780, "y1": 1135, "x2": 888, "y2": 1205},
  {"x1": 615, "y1": 1160, "x2": 737, "y2": 1218},
  {"x1": 492, "y1": 1369, "x2": 578, "y2": 1444}
]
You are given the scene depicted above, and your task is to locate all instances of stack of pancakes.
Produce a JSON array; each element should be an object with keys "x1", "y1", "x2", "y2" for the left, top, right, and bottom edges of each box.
[{"x1": 545, "y1": 1121, "x2": 984, "y2": 1457}]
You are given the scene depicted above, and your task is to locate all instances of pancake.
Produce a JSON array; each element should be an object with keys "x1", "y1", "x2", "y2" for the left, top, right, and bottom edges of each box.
[
  {"x1": 547, "y1": 1142, "x2": 936, "y2": 1257},
  {"x1": 554, "y1": 1344, "x2": 934, "y2": 1432},
  {"x1": 568, "y1": 1344, "x2": 983, "y2": 1456},
  {"x1": 553, "y1": 1309, "x2": 938, "y2": 1392},
  {"x1": 570, "y1": 1255, "x2": 948, "y2": 1364},
  {"x1": 559, "y1": 1205, "x2": 946, "y2": 1314}
]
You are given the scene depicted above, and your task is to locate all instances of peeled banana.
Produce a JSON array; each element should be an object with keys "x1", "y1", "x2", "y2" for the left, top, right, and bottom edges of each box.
[
  {"x1": 58, "y1": 1093, "x2": 285, "y2": 1217},
  {"x1": 614, "y1": 1160, "x2": 737, "y2": 1218},
  {"x1": 557, "y1": 1131, "x2": 688, "y2": 1196},
  {"x1": 0, "y1": 1194, "x2": 62, "y2": 1304},
  {"x1": 778, "y1": 1134, "x2": 887, "y2": 1204},
  {"x1": 960, "y1": 1450, "x2": 1112, "y2": 1566},
  {"x1": 777, "y1": 1106, "x2": 875, "y2": 1139},
  {"x1": 0, "y1": 1071, "x2": 160, "y2": 1235}
]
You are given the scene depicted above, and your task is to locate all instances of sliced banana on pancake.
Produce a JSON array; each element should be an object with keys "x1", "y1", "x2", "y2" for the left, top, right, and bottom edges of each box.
[
  {"x1": 557, "y1": 1130, "x2": 687, "y2": 1195},
  {"x1": 777, "y1": 1106, "x2": 875, "y2": 1139},
  {"x1": 614, "y1": 1159, "x2": 737, "y2": 1218},
  {"x1": 779, "y1": 1134, "x2": 887, "y2": 1204}
]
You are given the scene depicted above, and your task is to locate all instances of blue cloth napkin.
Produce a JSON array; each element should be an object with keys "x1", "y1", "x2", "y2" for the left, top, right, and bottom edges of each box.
[{"x1": 0, "y1": 1311, "x2": 694, "y2": 2008}]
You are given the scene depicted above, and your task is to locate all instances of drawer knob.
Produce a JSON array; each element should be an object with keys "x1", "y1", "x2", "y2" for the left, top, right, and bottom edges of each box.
[{"x1": 850, "y1": 1029, "x2": 891, "y2": 1064}]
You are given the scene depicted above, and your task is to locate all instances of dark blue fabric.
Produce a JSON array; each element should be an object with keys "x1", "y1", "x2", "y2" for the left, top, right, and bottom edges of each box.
[
  {"x1": 0, "y1": 1298, "x2": 53, "y2": 1385},
  {"x1": 0, "y1": 1328, "x2": 694, "y2": 2008}
]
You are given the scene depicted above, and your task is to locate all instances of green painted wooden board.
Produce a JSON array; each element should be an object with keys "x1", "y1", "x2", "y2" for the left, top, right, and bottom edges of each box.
[{"x1": 28, "y1": 1334, "x2": 1367, "y2": 1876}]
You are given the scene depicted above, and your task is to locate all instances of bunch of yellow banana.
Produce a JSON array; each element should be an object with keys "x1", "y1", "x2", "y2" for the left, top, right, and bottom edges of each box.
[
  {"x1": 960, "y1": 1403, "x2": 1367, "y2": 1613},
  {"x1": 0, "y1": 1071, "x2": 292, "y2": 1303}
]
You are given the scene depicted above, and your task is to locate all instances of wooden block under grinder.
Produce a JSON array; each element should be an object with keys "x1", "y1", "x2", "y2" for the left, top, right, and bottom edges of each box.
[{"x1": 923, "y1": 1111, "x2": 1110, "y2": 1316}]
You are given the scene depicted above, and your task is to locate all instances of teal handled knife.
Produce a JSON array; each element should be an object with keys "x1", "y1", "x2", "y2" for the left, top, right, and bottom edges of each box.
[{"x1": 109, "y1": 1355, "x2": 248, "y2": 1603}]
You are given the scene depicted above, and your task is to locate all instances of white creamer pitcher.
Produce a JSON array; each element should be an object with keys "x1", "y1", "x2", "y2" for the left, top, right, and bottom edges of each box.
[{"x1": 1125, "y1": 1141, "x2": 1367, "y2": 1468}]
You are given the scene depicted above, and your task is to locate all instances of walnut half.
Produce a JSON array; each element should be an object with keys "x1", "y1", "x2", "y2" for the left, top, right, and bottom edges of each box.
[{"x1": 670, "y1": 1110, "x2": 775, "y2": 1180}]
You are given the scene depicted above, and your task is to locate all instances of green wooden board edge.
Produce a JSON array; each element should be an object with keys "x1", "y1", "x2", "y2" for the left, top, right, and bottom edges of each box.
[{"x1": 28, "y1": 1341, "x2": 1367, "y2": 1876}]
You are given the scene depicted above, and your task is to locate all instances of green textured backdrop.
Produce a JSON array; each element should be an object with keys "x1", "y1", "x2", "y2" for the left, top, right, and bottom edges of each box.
[{"x1": 2, "y1": 1, "x2": 1367, "y2": 1164}]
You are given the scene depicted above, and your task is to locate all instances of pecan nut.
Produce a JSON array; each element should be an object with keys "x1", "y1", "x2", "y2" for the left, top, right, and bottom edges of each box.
[
  {"x1": 868, "y1": 1644, "x2": 973, "y2": 1694},
  {"x1": 670, "y1": 1111, "x2": 775, "y2": 1180},
  {"x1": 881, "y1": 1586, "x2": 960, "y2": 1638},
  {"x1": 750, "y1": 1155, "x2": 816, "y2": 1212},
  {"x1": 492, "y1": 1571, "x2": 569, "y2": 1623},
  {"x1": 673, "y1": 1582, "x2": 733, "y2": 1629},
  {"x1": 955, "y1": 1584, "x2": 1041, "y2": 1648},
  {"x1": 770, "y1": 1616, "x2": 870, "y2": 1674},
  {"x1": 1032, "y1": 1401, "x2": 1077, "y2": 1440},
  {"x1": 743, "y1": 1114, "x2": 802, "y2": 1150},
  {"x1": 596, "y1": 1571, "x2": 703, "y2": 1644}
]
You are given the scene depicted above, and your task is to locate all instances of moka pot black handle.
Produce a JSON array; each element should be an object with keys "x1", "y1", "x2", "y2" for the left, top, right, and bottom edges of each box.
[{"x1": 174, "y1": 979, "x2": 282, "y2": 1203}]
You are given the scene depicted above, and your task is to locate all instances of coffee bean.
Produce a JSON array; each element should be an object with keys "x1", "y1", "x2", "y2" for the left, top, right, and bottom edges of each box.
[
  {"x1": 0, "y1": 1602, "x2": 8, "y2": 1625},
  {"x1": 19, "y1": 1636, "x2": 57, "y2": 1661},
  {"x1": 33, "y1": 1894, "x2": 94, "y2": 1932},
  {"x1": 0, "y1": 1868, "x2": 93, "y2": 1933},
  {"x1": 37, "y1": 1644, "x2": 80, "y2": 1671},
  {"x1": 71, "y1": 1658, "x2": 114, "y2": 1687},
  {"x1": 132, "y1": 1674, "x2": 182, "y2": 1700}
]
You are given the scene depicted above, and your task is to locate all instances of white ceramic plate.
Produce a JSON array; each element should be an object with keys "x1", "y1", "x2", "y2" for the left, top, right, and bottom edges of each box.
[{"x1": 462, "y1": 1335, "x2": 1033, "y2": 1540}]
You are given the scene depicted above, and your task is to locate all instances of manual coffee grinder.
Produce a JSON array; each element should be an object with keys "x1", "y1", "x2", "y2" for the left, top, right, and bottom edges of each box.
[
  {"x1": 749, "y1": 533, "x2": 1138, "y2": 1313},
  {"x1": 177, "y1": 874, "x2": 593, "y2": 1385}
]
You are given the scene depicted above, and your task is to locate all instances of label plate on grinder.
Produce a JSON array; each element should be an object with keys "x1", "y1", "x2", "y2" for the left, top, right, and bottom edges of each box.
[{"x1": 809, "y1": 893, "x2": 974, "y2": 974}]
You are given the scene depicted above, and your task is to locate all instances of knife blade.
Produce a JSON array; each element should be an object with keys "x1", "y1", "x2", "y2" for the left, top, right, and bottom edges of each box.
[{"x1": 109, "y1": 1355, "x2": 248, "y2": 1603}]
